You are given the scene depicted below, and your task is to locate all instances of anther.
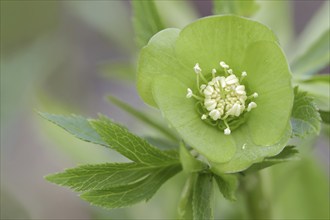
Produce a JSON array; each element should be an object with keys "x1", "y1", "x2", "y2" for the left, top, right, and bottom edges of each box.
[
  {"x1": 201, "y1": 114, "x2": 208, "y2": 120},
  {"x1": 220, "y1": 61, "x2": 229, "y2": 69},
  {"x1": 186, "y1": 88, "x2": 193, "y2": 98},
  {"x1": 247, "y1": 102, "x2": 257, "y2": 111},
  {"x1": 224, "y1": 128, "x2": 231, "y2": 135},
  {"x1": 194, "y1": 63, "x2": 202, "y2": 74},
  {"x1": 209, "y1": 109, "x2": 221, "y2": 120},
  {"x1": 225, "y1": 75, "x2": 238, "y2": 85}
]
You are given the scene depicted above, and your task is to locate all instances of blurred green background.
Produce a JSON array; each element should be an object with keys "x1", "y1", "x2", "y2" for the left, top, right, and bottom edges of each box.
[{"x1": 1, "y1": 0, "x2": 329, "y2": 219}]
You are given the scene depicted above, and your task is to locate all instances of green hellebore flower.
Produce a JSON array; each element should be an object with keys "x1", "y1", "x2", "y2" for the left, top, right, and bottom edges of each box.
[{"x1": 137, "y1": 15, "x2": 293, "y2": 173}]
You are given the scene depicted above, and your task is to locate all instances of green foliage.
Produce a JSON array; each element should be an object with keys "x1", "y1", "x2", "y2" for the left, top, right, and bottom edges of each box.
[
  {"x1": 192, "y1": 173, "x2": 214, "y2": 220},
  {"x1": 178, "y1": 174, "x2": 195, "y2": 220},
  {"x1": 131, "y1": 0, "x2": 164, "y2": 48},
  {"x1": 291, "y1": 88, "x2": 321, "y2": 137},
  {"x1": 46, "y1": 163, "x2": 167, "y2": 191},
  {"x1": 39, "y1": 113, "x2": 107, "y2": 146},
  {"x1": 90, "y1": 115, "x2": 177, "y2": 165},
  {"x1": 319, "y1": 110, "x2": 330, "y2": 124},
  {"x1": 44, "y1": 114, "x2": 182, "y2": 209},
  {"x1": 214, "y1": 174, "x2": 238, "y2": 201},
  {"x1": 213, "y1": 0, "x2": 259, "y2": 17},
  {"x1": 80, "y1": 164, "x2": 181, "y2": 208},
  {"x1": 291, "y1": 30, "x2": 330, "y2": 77}
]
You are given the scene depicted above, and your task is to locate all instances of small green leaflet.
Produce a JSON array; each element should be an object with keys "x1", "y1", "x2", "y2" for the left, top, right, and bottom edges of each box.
[
  {"x1": 90, "y1": 115, "x2": 178, "y2": 165},
  {"x1": 291, "y1": 88, "x2": 321, "y2": 137},
  {"x1": 178, "y1": 174, "x2": 195, "y2": 220},
  {"x1": 244, "y1": 146, "x2": 299, "y2": 173},
  {"x1": 319, "y1": 110, "x2": 330, "y2": 124},
  {"x1": 39, "y1": 112, "x2": 107, "y2": 146},
  {"x1": 214, "y1": 173, "x2": 238, "y2": 201},
  {"x1": 80, "y1": 164, "x2": 181, "y2": 208},
  {"x1": 45, "y1": 163, "x2": 166, "y2": 191},
  {"x1": 213, "y1": 0, "x2": 259, "y2": 17},
  {"x1": 132, "y1": 0, "x2": 165, "y2": 48},
  {"x1": 192, "y1": 173, "x2": 214, "y2": 220}
]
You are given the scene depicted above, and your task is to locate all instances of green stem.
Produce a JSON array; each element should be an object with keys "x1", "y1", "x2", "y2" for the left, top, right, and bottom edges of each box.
[{"x1": 242, "y1": 172, "x2": 272, "y2": 219}]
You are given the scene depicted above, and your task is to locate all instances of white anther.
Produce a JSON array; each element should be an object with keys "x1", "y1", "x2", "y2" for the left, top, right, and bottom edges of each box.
[
  {"x1": 203, "y1": 85, "x2": 214, "y2": 96},
  {"x1": 252, "y1": 92, "x2": 258, "y2": 98},
  {"x1": 224, "y1": 128, "x2": 231, "y2": 135},
  {"x1": 186, "y1": 88, "x2": 193, "y2": 98},
  {"x1": 209, "y1": 109, "x2": 221, "y2": 120},
  {"x1": 204, "y1": 99, "x2": 217, "y2": 111},
  {"x1": 220, "y1": 61, "x2": 229, "y2": 69},
  {"x1": 212, "y1": 69, "x2": 217, "y2": 74},
  {"x1": 219, "y1": 77, "x2": 226, "y2": 88},
  {"x1": 228, "y1": 69, "x2": 233, "y2": 74},
  {"x1": 225, "y1": 75, "x2": 238, "y2": 85},
  {"x1": 200, "y1": 84, "x2": 206, "y2": 90},
  {"x1": 227, "y1": 103, "x2": 242, "y2": 117},
  {"x1": 235, "y1": 85, "x2": 246, "y2": 95},
  {"x1": 194, "y1": 63, "x2": 202, "y2": 74},
  {"x1": 201, "y1": 114, "x2": 207, "y2": 120},
  {"x1": 241, "y1": 71, "x2": 247, "y2": 77},
  {"x1": 247, "y1": 102, "x2": 257, "y2": 112}
]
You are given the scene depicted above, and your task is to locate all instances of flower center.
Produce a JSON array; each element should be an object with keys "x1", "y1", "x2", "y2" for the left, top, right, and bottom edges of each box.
[{"x1": 186, "y1": 61, "x2": 258, "y2": 135}]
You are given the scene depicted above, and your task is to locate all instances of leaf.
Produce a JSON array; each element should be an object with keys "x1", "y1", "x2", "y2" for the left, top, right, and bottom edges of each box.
[
  {"x1": 296, "y1": 74, "x2": 330, "y2": 112},
  {"x1": 319, "y1": 110, "x2": 330, "y2": 124},
  {"x1": 45, "y1": 163, "x2": 164, "y2": 191},
  {"x1": 291, "y1": 30, "x2": 330, "y2": 77},
  {"x1": 131, "y1": 0, "x2": 165, "y2": 48},
  {"x1": 80, "y1": 164, "x2": 181, "y2": 208},
  {"x1": 179, "y1": 143, "x2": 205, "y2": 173},
  {"x1": 107, "y1": 96, "x2": 178, "y2": 141},
  {"x1": 244, "y1": 146, "x2": 299, "y2": 173},
  {"x1": 178, "y1": 174, "x2": 196, "y2": 220},
  {"x1": 192, "y1": 173, "x2": 214, "y2": 220},
  {"x1": 39, "y1": 113, "x2": 107, "y2": 146},
  {"x1": 214, "y1": 174, "x2": 238, "y2": 201},
  {"x1": 291, "y1": 88, "x2": 321, "y2": 137},
  {"x1": 90, "y1": 115, "x2": 178, "y2": 165},
  {"x1": 213, "y1": 0, "x2": 260, "y2": 17}
]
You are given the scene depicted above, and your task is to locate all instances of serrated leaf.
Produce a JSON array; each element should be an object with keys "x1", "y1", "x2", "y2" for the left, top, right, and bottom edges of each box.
[
  {"x1": 90, "y1": 115, "x2": 178, "y2": 165},
  {"x1": 45, "y1": 163, "x2": 164, "y2": 191},
  {"x1": 291, "y1": 88, "x2": 321, "y2": 137},
  {"x1": 214, "y1": 173, "x2": 238, "y2": 201},
  {"x1": 244, "y1": 146, "x2": 299, "y2": 173},
  {"x1": 80, "y1": 164, "x2": 181, "y2": 208},
  {"x1": 213, "y1": 0, "x2": 259, "y2": 17},
  {"x1": 132, "y1": 0, "x2": 165, "y2": 48},
  {"x1": 297, "y1": 74, "x2": 330, "y2": 112},
  {"x1": 108, "y1": 96, "x2": 178, "y2": 141},
  {"x1": 39, "y1": 112, "x2": 107, "y2": 146},
  {"x1": 319, "y1": 110, "x2": 330, "y2": 124},
  {"x1": 193, "y1": 173, "x2": 214, "y2": 220},
  {"x1": 178, "y1": 174, "x2": 195, "y2": 220},
  {"x1": 291, "y1": 30, "x2": 330, "y2": 77}
]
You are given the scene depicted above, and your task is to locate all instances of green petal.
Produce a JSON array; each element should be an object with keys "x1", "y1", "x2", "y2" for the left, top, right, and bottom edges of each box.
[
  {"x1": 242, "y1": 41, "x2": 293, "y2": 145},
  {"x1": 175, "y1": 15, "x2": 277, "y2": 73},
  {"x1": 152, "y1": 75, "x2": 236, "y2": 163},
  {"x1": 137, "y1": 28, "x2": 192, "y2": 107},
  {"x1": 211, "y1": 123, "x2": 291, "y2": 173}
]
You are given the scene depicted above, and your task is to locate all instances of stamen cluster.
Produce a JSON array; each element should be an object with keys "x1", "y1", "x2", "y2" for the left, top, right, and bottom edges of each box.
[{"x1": 186, "y1": 61, "x2": 258, "y2": 135}]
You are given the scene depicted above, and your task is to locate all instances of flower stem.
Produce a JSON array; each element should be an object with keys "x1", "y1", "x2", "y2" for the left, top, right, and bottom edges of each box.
[{"x1": 241, "y1": 172, "x2": 272, "y2": 219}]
